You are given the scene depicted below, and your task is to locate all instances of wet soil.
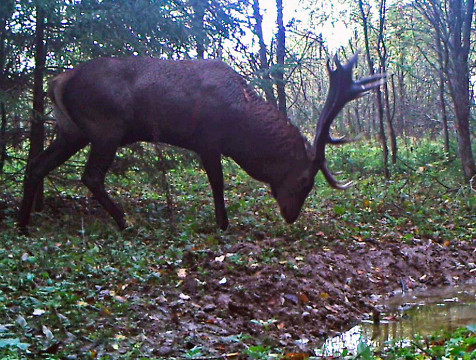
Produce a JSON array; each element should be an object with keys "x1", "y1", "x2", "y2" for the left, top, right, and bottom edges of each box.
[{"x1": 130, "y1": 237, "x2": 476, "y2": 357}]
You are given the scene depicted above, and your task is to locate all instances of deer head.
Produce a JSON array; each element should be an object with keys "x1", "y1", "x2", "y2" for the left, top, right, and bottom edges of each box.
[{"x1": 270, "y1": 53, "x2": 385, "y2": 223}]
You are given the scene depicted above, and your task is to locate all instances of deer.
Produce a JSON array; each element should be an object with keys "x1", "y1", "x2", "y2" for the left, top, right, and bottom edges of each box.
[{"x1": 18, "y1": 53, "x2": 384, "y2": 233}]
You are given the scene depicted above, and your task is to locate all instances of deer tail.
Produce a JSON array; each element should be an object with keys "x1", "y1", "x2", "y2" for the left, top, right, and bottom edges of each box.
[{"x1": 48, "y1": 70, "x2": 79, "y2": 133}]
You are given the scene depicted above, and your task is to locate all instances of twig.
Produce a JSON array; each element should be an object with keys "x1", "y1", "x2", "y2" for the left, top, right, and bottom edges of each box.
[
  {"x1": 154, "y1": 144, "x2": 177, "y2": 233},
  {"x1": 410, "y1": 340, "x2": 437, "y2": 360}
]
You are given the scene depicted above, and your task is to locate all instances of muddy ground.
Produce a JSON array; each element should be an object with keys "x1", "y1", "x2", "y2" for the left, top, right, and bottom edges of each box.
[
  {"x1": 121, "y1": 237, "x2": 475, "y2": 357},
  {"x1": 2, "y1": 193, "x2": 475, "y2": 357}
]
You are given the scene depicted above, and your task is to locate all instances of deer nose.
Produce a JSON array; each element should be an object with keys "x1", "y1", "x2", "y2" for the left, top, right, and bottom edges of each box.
[{"x1": 281, "y1": 205, "x2": 299, "y2": 224}]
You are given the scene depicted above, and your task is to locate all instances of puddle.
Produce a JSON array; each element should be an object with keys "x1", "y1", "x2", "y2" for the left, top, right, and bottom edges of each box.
[{"x1": 317, "y1": 285, "x2": 476, "y2": 356}]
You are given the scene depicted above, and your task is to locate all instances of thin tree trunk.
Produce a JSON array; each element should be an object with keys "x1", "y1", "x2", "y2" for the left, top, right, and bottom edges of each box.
[
  {"x1": 353, "y1": 105, "x2": 362, "y2": 134},
  {"x1": 438, "y1": 73, "x2": 450, "y2": 155},
  {"x1": 0, "y1": 101, "x2": 6, "y2": 173},
  {"x1": 377, "y1": 0, "x2": 397, "y2": 165},
  {"x1": 0, "y1": 1, "x2": 9, "y2": 174},
  {"x1": 28, "y1": 4, "x2": 47, "y2": 211},
  {"x1": 252, "y1": 0, "x2": 276, "y2": 105},
  {"x1": 383, "y1": 81, "x2": 397, "y2": 164},
  {"x1": 275, "y1": 0, "x2": 287, "y2": 117},
  {"x1": 433, "y1": 31, "x2": 451, "y2": 155},
  {"x1": 358, "y1": 0, "x2": 389, "y2": 178},
  {"x1": 191, "y1": 0, "x2": 205, "y2": 59}
]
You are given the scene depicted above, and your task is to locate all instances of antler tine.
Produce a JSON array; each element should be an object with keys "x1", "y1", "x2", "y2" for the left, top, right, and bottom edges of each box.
[
  {"x1": 334, "y1": 54, "x2": 344, "y2": 70},
  {"x1": 321, "y1": 160, "x2": 353, "y2": 190},
  {"x1": 312, "y1": 52, "x2": 385, "y2": 189},
  {"x1": 344, "y1": 52, "x2": 359, "y2": 70},
  {"x1": 327, "y1": 134, "x2": 361, "y2": 145},
  {"x1": 326, "y1": 58, "x2": 332, "y2": 73},
  {"x1": 351, "y1": 73, "x2": 386, "y2": 100}
]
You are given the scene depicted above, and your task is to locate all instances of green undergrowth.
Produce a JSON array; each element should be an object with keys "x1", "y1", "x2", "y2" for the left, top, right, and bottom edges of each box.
[
  {"x1": 0, "y1": 140, "x2": 474, "y2": 358},
  {"x1": 239, "y1": 326, "x2": 476, "y2": 359}
]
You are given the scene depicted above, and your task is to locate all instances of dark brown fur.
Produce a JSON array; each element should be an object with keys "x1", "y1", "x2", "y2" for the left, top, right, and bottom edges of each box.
[{"x1": 19, "y1": 55, "x2": 383, "y2": 232}]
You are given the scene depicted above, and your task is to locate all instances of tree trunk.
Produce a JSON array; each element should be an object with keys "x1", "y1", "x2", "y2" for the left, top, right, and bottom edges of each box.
[
  {"x1": 432, "y1": 31, "x2": 450, "y2": 155},
  {"x1": 252, "y1": 0, "x2": 276, "y2": 105},
  {"x1": 275, "y1": 0, "x2": 287, "y2": 117},
  {"x1": 190, "y1": 0, "x2": 206, "y2": 59},
  {"x1": 353, "y1": 105, "x2": 362, "y2": 134},
  {"x1": 28, "y1": 3, "x2": 47, "y2": 211},
  {"x1": 0, "y1": 101, "x2": 6, "y2": 173},
  {"x1": 383, "y1": 80, "x2": 397, "y2": 164},
  {"x1": 377, "y1": 0, "x2": 397, "y2": 165},
  {"x1": 446, "y1": 0, "x2": 476, "y2": 181},
  {"x1": 438, "y1": 72, "x2": 450, "y2": 155},
  {"x1": 358, "y1": 0, "x2": 389, "y2": 178},
  {"x1": 449, "y1": 60, "x2": 476, "y2": 179},
  {"x1": 0, "y1": 13, "x2": 6, "y2": 174}
]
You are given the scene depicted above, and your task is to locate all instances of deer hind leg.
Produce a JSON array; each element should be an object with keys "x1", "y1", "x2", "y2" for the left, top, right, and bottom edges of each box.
[
  {"x1": 18, "y1": 133, "x2": 88, "y2": 232},
  {"x1": 81, "y1": 140, "x2": 127, "y2": 230},
  {"x1": 201, "y1": 152, "x2": 229, "y2": 230}
]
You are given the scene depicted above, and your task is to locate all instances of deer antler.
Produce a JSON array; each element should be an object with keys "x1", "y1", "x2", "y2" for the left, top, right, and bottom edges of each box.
[{"x1": 312, "y1": 52, "x2": 385, "y2": 189}]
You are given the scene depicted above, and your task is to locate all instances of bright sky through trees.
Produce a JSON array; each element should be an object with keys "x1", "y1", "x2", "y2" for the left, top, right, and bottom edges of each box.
[{"x1": 259, "y1": 0, "x2": 353, "y2": 50}]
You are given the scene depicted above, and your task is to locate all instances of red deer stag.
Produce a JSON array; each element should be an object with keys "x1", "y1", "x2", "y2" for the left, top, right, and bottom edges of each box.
[{"x1": 18, "y1": 54, "x2": 384, "y2": 233}]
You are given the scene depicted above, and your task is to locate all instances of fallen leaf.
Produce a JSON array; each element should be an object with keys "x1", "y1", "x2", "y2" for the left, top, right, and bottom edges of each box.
[
  {"x1": 177, "y1": 268, "x2": 187, "y2": 279},
  {"x1": 282, "y1": 353, "x2": 309, "y2": 360},
  {"x1": 284, "y1": 294, "x2": 299, "y2": 305},
  {"x1": 225, "y1": 353, "x2": 240, "y2": 358},
  {"x1": 16, "y1": 315, "x2": 27, "y2": 328},
  {"x1": 113, "y1": 295, "x2": 127, "y2": 303},
  {"x1": 299, "y1": 293, "x2": 310, "y2": 303},
  {"x1": 42, "y1": 325, "x2": 54, "y2": 342},
  {"x1": 33, "y1": 309, "x2": 46, "y2": 316},
  {"x1": 179, "y1": 293, "x2": 190, "y2": 300}
]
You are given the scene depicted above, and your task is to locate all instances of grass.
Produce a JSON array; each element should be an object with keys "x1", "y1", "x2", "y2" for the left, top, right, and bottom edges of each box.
[{"x1": 0, "y1": 139, "x2": 474, "y2": 358}]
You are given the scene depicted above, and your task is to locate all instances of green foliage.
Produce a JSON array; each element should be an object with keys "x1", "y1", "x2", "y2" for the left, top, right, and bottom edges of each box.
[
  {"x1": 383, "y1": 327, "x2": 476, "y2": 360},
  {"x1": 0, "y1": 140, "x2": 474, "y2": 357},
  {"x1": 244, "y1": 344, "x2": 276, "y2": 359}
]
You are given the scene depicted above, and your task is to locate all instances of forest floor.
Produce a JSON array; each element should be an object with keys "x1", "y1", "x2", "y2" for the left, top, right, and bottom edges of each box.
[
  {"x1": 1, "y1": 192, "x2": 474, "y2": 358},
  {"x1": 128, "y1": 234, "x2": 476, "y2": 357},
  {"x1": 1, "y1": 145, "x2": 475, "y2": 358}
]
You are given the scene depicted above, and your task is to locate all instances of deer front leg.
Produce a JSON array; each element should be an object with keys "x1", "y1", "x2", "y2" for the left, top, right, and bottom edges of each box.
[{"x1": 200, "y1": 152, "x2": 228, "y2": 230}]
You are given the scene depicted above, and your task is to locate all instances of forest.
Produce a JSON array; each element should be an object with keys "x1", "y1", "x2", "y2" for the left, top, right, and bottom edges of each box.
[{"x1": 0, "y1": 0, "x2": 475, "y2": 358}]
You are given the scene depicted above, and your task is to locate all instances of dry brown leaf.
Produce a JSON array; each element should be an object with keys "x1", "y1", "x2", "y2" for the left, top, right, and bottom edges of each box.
[
  {"x1": 299, "y1": 293, "x2": 310, "y2": 303},
  {"x1": 281, "y1": 353, "x2": 309, "y2": 360}
]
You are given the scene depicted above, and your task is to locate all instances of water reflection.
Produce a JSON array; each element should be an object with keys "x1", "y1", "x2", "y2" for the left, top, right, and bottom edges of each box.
[{"x1": 317, "y1": 285, "x2": 476, "y2": 356}]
